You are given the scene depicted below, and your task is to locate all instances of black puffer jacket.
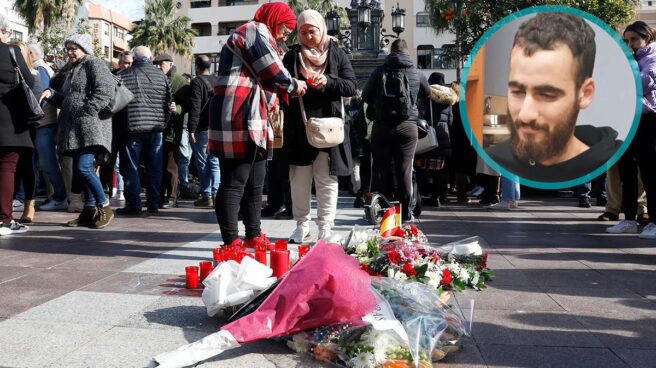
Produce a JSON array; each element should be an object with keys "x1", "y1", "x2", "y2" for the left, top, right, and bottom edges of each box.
[
  {"x1": 362, "y1": 52, "x2": 430, "y2": 125},
  {"x1": 0, "y1": 43, "x2": 34, "y2": 148},
  {"x1": 282, "y1": 41, "x2": 357, "y2": 176},
  {"x1": 117, "y1": 60, "x2": 171, "y2": 134}
]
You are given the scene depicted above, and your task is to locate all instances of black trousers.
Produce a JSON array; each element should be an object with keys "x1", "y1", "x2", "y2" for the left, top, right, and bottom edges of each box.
[
  {"x1": 618, "y1": 113, "x2": 656, "y2": 223},
  {"x1": 215, "y1": 145, "x2": 266, "y2": 244},
  {"x1": 371, "y1": 121, "x2": 418, "y2": 219},
  {"x1": 265, "y1": 148, "x2": 291, "y2": 211}
]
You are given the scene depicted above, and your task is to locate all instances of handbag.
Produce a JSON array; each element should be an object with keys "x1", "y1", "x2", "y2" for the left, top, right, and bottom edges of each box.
[
  {"x1": 106, "y1": 73, "x2": 134, "y2": 114},
  {"x1": 8, "y1": 47, "x2": 45, "y2": 122},
  {"x1": 225, "y1": 44, "x2": 284, "y2": 149},
  {"x1": 415, "y1": 100, "x2": 439, "y2": 154},
  {"x1": 295, "y1": 55, "x2": 345, "y2": 149},
  {"x1": 416, "y1": 118, "x2": 429, "y2": 139}
]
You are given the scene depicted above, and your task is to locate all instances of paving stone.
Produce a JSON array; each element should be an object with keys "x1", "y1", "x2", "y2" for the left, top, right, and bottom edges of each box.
[
  {"x1": 478, "y1": 344, "x2": 629, "y2": 368},
  {"x1": 612, "y1": 348, "x2": 656, "y2": 368},
  {"x1": 0, "y1": 251, "x2": 78, "y2": 268},
  {"x1": 0, "y1": 266, "x2": 32, "y2": 284},
  {"x1": 574, "y1": 312, "x2": 656, "y2": 349},
  {"x1": 556, "y1": 248, "x2": 655, "y2": 271},
  {"x1": 81, "y1": 272, "x2": 187, "y2": 296},
  {"x1": 14, "y1": 291, "x2": 159, "y2": 326},
  {"x1": 544, "y1": 287, "x2": 656, "y2": 315},
  {"x1": 1, "y1": 267, "x2": 115, "y2": 292},
  {"x1": 454, "y1": 286, "x2": 565, "y2": 312},
  {"x1": 438, "y1": 338, "x2": 488, "y2": 367},
  {"x1": 119, "y1": 295, "x2": 220, "y2": 332},
  {"x1": 466, "y1": 310, "x2": 603, "y2": 347},
  {"x1": 523, "y1": 269, "x2": 625, "y2": 289},
  {"x1": 0, "y1": 284, "x2": 66, "y2": 318},
  {"x1": 52, "y1": 255, "x2": 145, "y2": 272},
  {"x1": 0, "y1": 319, "x2": 110, "y2": 367}
]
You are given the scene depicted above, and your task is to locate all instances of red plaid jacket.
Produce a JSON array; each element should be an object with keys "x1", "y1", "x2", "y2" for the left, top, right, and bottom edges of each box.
[{"x1": 208, "y1": 21, "x2": 296, "y2": 159}]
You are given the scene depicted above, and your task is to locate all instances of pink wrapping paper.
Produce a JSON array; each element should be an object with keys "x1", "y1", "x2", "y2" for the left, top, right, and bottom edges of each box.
[{"x1": 221, "y1": 241, "x2": 376, "y2": 343}]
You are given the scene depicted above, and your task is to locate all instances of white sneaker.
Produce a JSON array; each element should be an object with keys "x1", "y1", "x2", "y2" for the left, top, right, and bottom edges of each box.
[
  {"x1": 639, "y1": 222, "x2": 656, "y2": 239},
  {"x1": 38, "y1": 199, "x2": 69, "y2": 211},
  {"x1": 288, "y1": 227, "x2": 310, "y2": 244},
  {"x1": 112, "y1": 190, "x2": 125, "y2": 201},
  {"x1": 318, "y1": 228, "x2": 332, "y2": 241},
  {"x1": 467, "y1": 186, "x2": 484, "y2": 197},
  {"x1": 606, "y1": 220, "x2": 638, "y2": 234},
  {"x1": 0, "y1": 221, "x2": 29, "y2": 236},
  {"x1": 12, "y1": 199, "x2": 24, "y2": 212}
]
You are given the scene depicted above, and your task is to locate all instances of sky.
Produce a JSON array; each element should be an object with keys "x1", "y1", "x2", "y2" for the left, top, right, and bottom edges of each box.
[{"x1": 90, "y1": 0, "x2": 145, "y2": 21}]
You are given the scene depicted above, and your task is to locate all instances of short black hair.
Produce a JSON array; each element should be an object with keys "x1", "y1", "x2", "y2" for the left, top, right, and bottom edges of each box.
[
  {"x1": 512, "y1": 12, "x2": 596, "y2": 89},
  {"x1": 624, "y1": 21, "x2": 656, "y2": 44},
  {"x1": 195, "y1": 55, "x2": 212, "y2": 71}
]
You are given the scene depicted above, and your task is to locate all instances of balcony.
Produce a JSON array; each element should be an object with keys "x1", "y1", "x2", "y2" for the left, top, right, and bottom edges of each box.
[{"x1": 219, "y1": 0, "x2": 258, "y2": 6}]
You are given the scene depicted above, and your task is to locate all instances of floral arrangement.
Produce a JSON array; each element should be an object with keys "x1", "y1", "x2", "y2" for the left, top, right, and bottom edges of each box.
[
  {"x1": 344, "y1": 226, "x2": 493, "y2": 294},
  {"x1": 282, "y1": 278, "x2": 467, "y2": 368}
]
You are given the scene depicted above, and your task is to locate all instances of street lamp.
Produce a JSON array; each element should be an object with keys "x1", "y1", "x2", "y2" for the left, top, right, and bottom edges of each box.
[
  {"x1": 379, "y1": 3, "x2": 406, "y2": 50},
  {"x1": 325, "y1": 9, "x2": 352, "y2": 54},
  {"x1": 357, "y1": 2, "x2": 371, "y2": 29}
]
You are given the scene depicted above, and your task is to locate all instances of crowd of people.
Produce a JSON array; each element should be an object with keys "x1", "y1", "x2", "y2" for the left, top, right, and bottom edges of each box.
[{"x1": 0, "y1": 6, "x2": 653, "y2": 241}]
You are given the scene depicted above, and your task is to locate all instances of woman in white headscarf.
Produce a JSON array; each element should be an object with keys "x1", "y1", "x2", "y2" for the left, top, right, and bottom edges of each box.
[{"x1": 282, "y1": 9, "x2": 357, "y2": 243}]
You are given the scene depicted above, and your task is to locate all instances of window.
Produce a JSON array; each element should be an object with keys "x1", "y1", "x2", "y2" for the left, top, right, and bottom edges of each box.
[
  {"x1": 103, "y1": 23, "x2": 109, "y2": 36},
  {"x1": 416, "y1": 12, "x2": 430, "y2": 27},
  {"x1": 11, "y1": 31, "x2": 23, "y2": 41},
  {"x1": 219, "y1": 0, "x2": 258, "y2": 6},
  {"x1": 104, "y1": 46, "x2": 110, "y2": 58},
  {"x1": 218, "y1": 21, "x2": 245, "y2": 36},
  {"x1": 190, "y1": 0, "x2": 211, "y2": 7},
  {"x1": 417, "y1": 45, "x2": 458, "y2": 69},
  {"x1": 192, "y1": 22, "x2": 212, "y2": 37}
]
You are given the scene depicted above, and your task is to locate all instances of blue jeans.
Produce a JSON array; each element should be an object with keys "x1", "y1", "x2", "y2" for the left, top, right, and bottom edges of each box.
[
  {"x1": 35, "y1": 124, "x2": 67, "y2": 202},
  {"x1": 501, "y1": 176, "x2": 520, "y2": 201},
  {"x1": 119, "y1": 132, "x2": 163, "y2": 209},
  {"x1": 71, "y1": 147, "x2": 108, "y2": 209},
  {"x1": 192, "y1": 131, "x2": 220, "y2": 198},
  {"x1": 179, "y1": 129, "x2": 192, "y2": 189}
]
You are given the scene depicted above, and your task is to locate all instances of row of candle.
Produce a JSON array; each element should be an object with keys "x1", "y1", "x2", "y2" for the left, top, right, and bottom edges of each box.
[{"x1": 184, "y1": 240, "x2": 311, "y2": 289}]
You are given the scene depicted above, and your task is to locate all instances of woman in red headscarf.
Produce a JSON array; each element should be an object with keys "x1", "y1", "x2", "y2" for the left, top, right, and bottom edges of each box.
[{"x1": 208, "y1": 2, "x2": 307, "y2": 248}]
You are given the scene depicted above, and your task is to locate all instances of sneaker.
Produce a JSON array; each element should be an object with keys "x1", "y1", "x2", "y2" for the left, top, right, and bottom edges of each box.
[
  {"x1": 193, "y1": 197, "x2": 214, "y2": 208},
  {"x1": 12, "y1": 199, "x2": 24, "y2": 212},
  {"x1": 596, "y1": 196, "x2": 608, "y2": 207},
  {"x1": 147, "y1": 207, "x2": 159, "y2": 214},
  {"x1": 353, "y1": 194, "x2": 365, "y2": 208},
  {"x1": 467, "y1": 186, "x2": 484, "y2": 197},
  {"x1": 606, "y1": 220, "x2": 638, "y2": 234},
  {"x1": 578, "y1": 198, "x2": 591, "y2": 208},
  {"x1": 639, "y1": 223, "x2": 656, "y2": 239},
  {"x1": 112, "y1": 190, "x2": 125, "y2": 201},
  {"x1": 116, "y1": 206, "x2": 143, "y2": 215},
  {"x1": 637, "y1": 213, "x2": 650, "y2": 227},
  {"x1": 0, "y1": 220, "x2": 29, "y2": 235},
  {"x1": 274, "y1": 208, "x2": 293, "y2": 220},
  {"x1": 93, "y1": 206, "x2": 114, "y2": 229},
  {"x1": 598, "y1": 212, "x2": 619, "y2": 221},
  {"x1": 244, "y1": 232, "x2": 273, "y2": 249},
  {"x1": 288, "y1": 227, "x2": 310, "y2": 244},
  {"x1": 67, "y1": 208, "x2": 97, "y2": 227},
  {"x1": 38, "y1": 199, "x2": 69, "y2": 211},
  {"x1": 318, "y1": 229, "x2": 332, "y2": 241}
]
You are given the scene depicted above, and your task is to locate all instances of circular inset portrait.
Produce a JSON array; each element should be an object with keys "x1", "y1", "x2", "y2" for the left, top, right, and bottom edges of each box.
[{"x1": 461, "y1": 6, "x2": 641, "y2": 188}]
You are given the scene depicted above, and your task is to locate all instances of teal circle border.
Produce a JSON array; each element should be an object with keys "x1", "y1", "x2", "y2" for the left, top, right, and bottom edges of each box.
[{"x1": 459, "y1": 5, "x2": 642, "y2": 189}]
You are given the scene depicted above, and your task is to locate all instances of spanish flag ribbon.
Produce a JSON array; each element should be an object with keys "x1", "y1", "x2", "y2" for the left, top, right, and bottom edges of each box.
[{"x1": 380, "y1": 204, "x2": 402, "y2": 237}]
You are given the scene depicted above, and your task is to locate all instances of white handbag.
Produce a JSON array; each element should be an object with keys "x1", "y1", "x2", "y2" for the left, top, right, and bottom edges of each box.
[
  {"x1": 296, "y1": 55, "x2": 345, "y2": 149},
  {"x1": 415, "y1": 100, "x2": 439, "y2": 154}
]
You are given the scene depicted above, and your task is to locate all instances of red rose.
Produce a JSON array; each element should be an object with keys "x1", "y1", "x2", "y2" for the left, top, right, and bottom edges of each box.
[
  {"x1": 388, "y1": 251, "x2": 402, "y2": 265},
  {"x1": 441, "y1": 269, "x2": 453, "y2": 285},
  {"x1": 409, "y1": 224, "x2": 419, "y2": 236},
  {"x1": 401, "y1": 263, "x2": 417, "y2": 276},
  {"x1": 430, "y1": 254, "x2": 440, "y2": 263}
]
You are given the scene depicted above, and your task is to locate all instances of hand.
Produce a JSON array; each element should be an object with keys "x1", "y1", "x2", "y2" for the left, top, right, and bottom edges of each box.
[
  {"x1": 189, "y1": 132, "x2": 196, "y2": 144},
  {"x1": 169, "y1": 102, "x2": 177, "y2": 112},
  {"x1": 292, "y1": 79, "x2": 307, "y2": 97},
  {"x1": 312, "y1": 74, "x2": 328, "y2": 89},
  {"x1": 39, "y1": 89, "x2": 52, "y2": 103}
]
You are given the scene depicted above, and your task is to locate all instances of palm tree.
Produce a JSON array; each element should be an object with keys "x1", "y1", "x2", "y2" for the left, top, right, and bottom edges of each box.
[
  {"x1": 129, "y1": 0, "x2": 197, "y2": 56},
  {"x1": 13, "y1": 0, "x2": 83, "y2": 34}
]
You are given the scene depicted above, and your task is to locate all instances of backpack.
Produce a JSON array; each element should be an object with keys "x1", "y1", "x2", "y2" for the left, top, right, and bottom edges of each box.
[{"x1": 376, "y1": 67, "x2": 414, "y2": 124}]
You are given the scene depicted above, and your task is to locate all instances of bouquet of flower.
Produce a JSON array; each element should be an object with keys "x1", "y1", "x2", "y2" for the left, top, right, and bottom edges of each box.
[
  {"x1": 345, "y1": 229, "x2": 493, "y2": 294},
  {"x1": 282, "y1": 277, "x2": 467, "y2": 368}
]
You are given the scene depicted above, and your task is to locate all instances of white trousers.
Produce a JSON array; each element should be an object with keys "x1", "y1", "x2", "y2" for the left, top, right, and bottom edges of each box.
[{"x1": 289, "y1": 151, "x2": 338, "y2": 232}]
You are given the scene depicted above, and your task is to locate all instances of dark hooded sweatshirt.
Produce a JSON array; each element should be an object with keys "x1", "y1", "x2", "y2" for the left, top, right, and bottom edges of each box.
[{"x1": 486, "y1": 125, "x2": 622, "y2": 182}]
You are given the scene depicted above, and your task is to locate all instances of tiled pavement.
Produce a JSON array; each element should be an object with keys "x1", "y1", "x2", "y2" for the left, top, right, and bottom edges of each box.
[{"x1": 0, "y1": 194, "x2": 654, "y2": 367}]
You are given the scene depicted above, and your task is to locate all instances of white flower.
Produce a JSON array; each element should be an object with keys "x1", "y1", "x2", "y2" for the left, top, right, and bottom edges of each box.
[
  {"x1": 288, "y1": 334, "x2": 310, "y2": 353},
  {"x1": 426, "y1": 269, "x2": 442, "y2": 289},
  {"x1": 355, "y1": 242, "x2": 368, "y2": 254},
  {"x1": 359, "y1": 256, "x2": 371, "y2": 265},
  {"x1": 458, "y1": 267, "x2": 470, "y2": 283},
  {"x1": 387, "y1": 268, "x2": 395, "y2": 278},
  {"x1": 372, "y1": 346, "x2": 387, "y2": 364},
  {"x1": 471, "y1": 271, "x2": 480, "y2": 286},
  {"x1": 349, "y1": 351, "x2": 375, "y2": 368}
]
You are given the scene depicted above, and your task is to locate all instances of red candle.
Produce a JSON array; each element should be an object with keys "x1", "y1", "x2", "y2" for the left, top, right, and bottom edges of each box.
[
  {"x1": 185, "y1": 266, "x2": 199, "y2": 289},
  {"x1": 255, "y1": 249, "x2": 267, "y2": 265},
  {"x1": 271, "y1": 249, "x2": 290, "y2": 278},
  {"x1": 199, "y1": 261, "x2": 213, "y2": 282},
  {"x1": 298, "y1": 244, "x2": 310, "y2": 259},
  {"x1": 275, "y1": 239, "x2": 288, "y2": 251}
]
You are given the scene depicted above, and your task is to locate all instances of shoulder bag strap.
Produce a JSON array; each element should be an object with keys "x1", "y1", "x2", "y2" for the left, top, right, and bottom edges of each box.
[
  {"x1": 295, "y1": 53, "x2": 344, "y2": 124},
  {"x1": 225, "y1": 43, "x2": 272, "y2": 123},
  {"x1": 8, "y1": 47, "x2": 26, "y2": 83}
]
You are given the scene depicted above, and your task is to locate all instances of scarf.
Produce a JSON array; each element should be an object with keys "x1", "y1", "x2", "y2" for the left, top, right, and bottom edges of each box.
[
  {"x1": 296, "y1": 9, "x2": 331, "y2": 79},
  {"x1": 254, "y1": 2, "x2": 296, "y2": 40}
]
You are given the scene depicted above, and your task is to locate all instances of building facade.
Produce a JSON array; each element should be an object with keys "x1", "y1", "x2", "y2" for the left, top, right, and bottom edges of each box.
[
  {"x1": 0, "y1": 6, "x2": 29, "y2": 42},
  {"x1": 636, "y1": 0, "x2": 656, "y2": 28},
  {"x1": 78, "y1": 2, "x2": 133, "y2": 67}
]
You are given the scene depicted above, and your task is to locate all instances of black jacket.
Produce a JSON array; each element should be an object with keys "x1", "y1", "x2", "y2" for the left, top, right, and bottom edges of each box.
[
  {"x1": 117, "y1": 60, "x2": 171, "y2": 134},
  {"x1": 188, "y1": 74, "x2": 217, "y2": 133},
  {"x1": 0, "y1": 43, "x2": 34, "y2": 148},
  {"x1": 362, "y1": 52, "x2": 430, "y2": 125},
  {"x1": 418, "y1": 96, "x2": 452, "y2": 158},
  {"x1": 486, "y1": 125, "x2": 622, "y2": 182},
  {"x1": 282, "y1": 41, "x2": 357, "y2": 176}
]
